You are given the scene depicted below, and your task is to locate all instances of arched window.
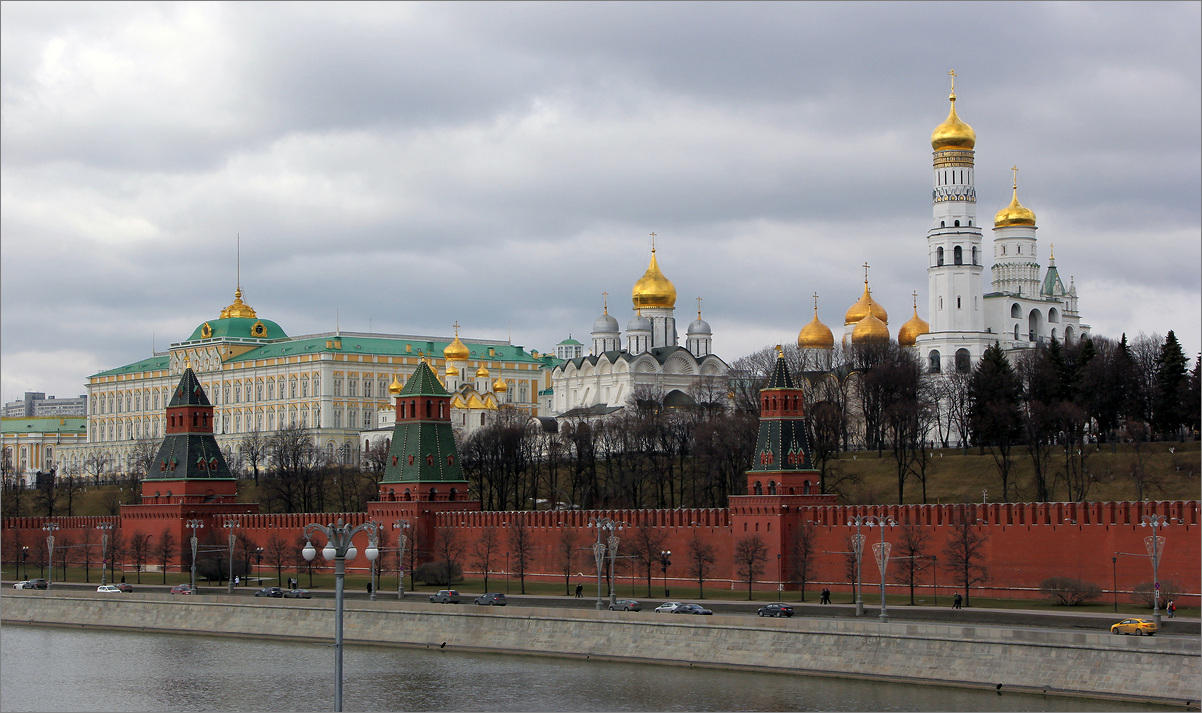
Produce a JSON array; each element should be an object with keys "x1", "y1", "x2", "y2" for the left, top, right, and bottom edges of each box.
[
  {"x1": 768, "y1": 481, "x2": 777, "y2": 495},
  {"x1": 1048, "y1": 308, "x2": 1059, "y2": 323},
  {"x1": 928, "y1": 350, "x2": 941, "y2": 373},
  {"x1": 955, "y1": 348, "x2": 971, "y2": 373},
  {"x1": 971, "y1": 246, "x2": 978, "y2": 265},
  {"x1": 1014, "y1": 324, "x2": 1020, "y2": 339},
  {"x1": 1028, "y1": 309, "x2": 1043, "y2": 341},
  {"x1": 803, "y1": 481, "x2": 811, "y2": 495},
  {"x1": 754, "y1": 481, "x2": 763, "y2": 495},
  {"x1": 1011, "y1": 303, "x2": 1021, "y2": 318},
  {"x1": 937, "y1": 247, "x2": 944, "y2": 266},
  {"x1": 940, "y1": 221, "x2": 946, "y2": 228},
  {"x1": 954, "y1": 246, "x2": 963, "y2": 265},
  {"x1": 954, "y1": 220, "x2": 960, "y2": 227}
]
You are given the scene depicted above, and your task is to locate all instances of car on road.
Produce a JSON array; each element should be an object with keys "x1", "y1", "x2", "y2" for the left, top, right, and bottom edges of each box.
[
  {"x1": 284, "y1": 588, "x2": 312, "y2": 599},
  {"x1": 1111, "y1": 617, "x2": 1158, "y2": 636},
  {"x1": 19, "y1": 579, "x2": 48, "y2": 590},
  {"x1": 672, "y1": 603, "x2": 713, "y2": 615},
  {"x1": 170, "y1": 584, "x2": 195, "y2": 595},
  {"x1": 12, "y1": 580, "x2": 29, "y2": 589},
  {"x1": 114, "y1": 583, "x2": 133, "y2": 592},
  {"x1": 757, "y1": 603, "x2": 794, "y2": 618},
  {"x1": 474, "y1": 593, "x2": 507, "y2": 606},
  {"x1": 96, "y1": 584, "x2": 122, "y2": 593},
  {"x1": 609, "y1": 599, "x2": 641, "y2": 612},
  {"x1": 429, "y1": 589, "x2": 461, "y2": 604},
  {"x1": 255, "y1": 587, "x2": 285, "y2": 598},
  {"x1": 654, "y1": 602, "x2": 683, "y2": 613}
]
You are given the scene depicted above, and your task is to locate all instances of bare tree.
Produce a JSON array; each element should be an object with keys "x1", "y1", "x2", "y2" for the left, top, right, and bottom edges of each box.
[
  {"x1": 79, "y1": 528, "x2": 96, "y2": 583},
  {"x1": 734, "y1": 535, "x2": 769, "y2": 600},
  {"x1": 154, "y1": 528, "x2": 177, "y2": 584},
  {"x1": 54, "y1": 535, "x2": 75, "y2": 581},
  {"x1": 788, "y1": 520, "x2": 818, "y2": 602},
  {"x1": 507, "y1": 515, "x2": 534, "y2": 594},
  {"x1": 472, "y1": 527, "x2": 501, "y2": 592},
  {"x1": 943, "y1": 508, "x2": 989, "y2": 607},
  {"x1": 892, "y1": 522, "x2": 931, "y2": 605},
  {"x1": 686, "y1": 533, "x2": 716, "y2": 599},
  {"x1": 626, "y1": 521, "x2": 669, "y2": 597},
  {"x1": 265, "y1": 532, "x2": 291, "y2": 587},
  {"x1": 83, "y1": 451, "x2": 112, "y2": 487},
  {"x1": 241, "y1": 428, "x2": 269, "y2": 486},
  {"x1": 128, "y1": 532, "x2": 153, "y2": 584},
  {"x1": 432, "y1": 527, "x2": 466, "y2": 587},
  {"x1": 555, "y1": 527, "x2": 579, "y2": 595},
  {"x1": 265, "y1": 425, "x2": 324, "y2": 513}
]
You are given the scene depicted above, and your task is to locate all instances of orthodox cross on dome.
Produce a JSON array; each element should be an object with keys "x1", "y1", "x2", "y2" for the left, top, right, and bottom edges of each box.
[
  {"x1": 812, "y1": 292, "x2": 820, "y2": 314},
  {"x1": 696, "y1": 296, "x2": 703, "y2": 319},
  {"x1": 602, "y1": 291, "x2": 609, "y2": 314},
  {"x1": 650, "y1": 232, "x2": 657, "y2": 251},
  {"x1": 1011, "y1": 165, "x2": 1020, "y2": 189},
  {"x1": 948, "y1": 69, "x2": 957, "y2": 94},
  {"x1": 453, "y1": 321, "x2": 460, "y2": 336},
  {"x1": 912, "y1": 290, "x2": 919, "y2": 309},
  {"x1": 862, "y1": 262, "x2": 871, "y2": 285}
]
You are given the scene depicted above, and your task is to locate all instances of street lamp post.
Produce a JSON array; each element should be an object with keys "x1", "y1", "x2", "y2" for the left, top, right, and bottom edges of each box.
[
  {"x1": 186, "y1": 519, "x2": 204, "y2": 591},
  {"x1": 368, "y1": 522, "x2": 380, "y2": 601},
  {"x1": 846, "y1": 516, "x2": 867, "y2": 616},
  {"x1": 930, "y1": 555, "x2": 938, "y2": 607},
  {"x1": 1140, "y1": 515, "x2": 1170, "y2": 627},
  {"x1": 864, "y1": 516, "x2": 898, "y2": 622},
  {"x1": 607, "y1": 532, "x2": 620, "y2": 609},
  {"x1": 42, "y1": 522, "x2": 58, "y2": 589},
  {"x1": 1111, "y1": 555, "x2": 1118, "y2": 613},
  {"x1": 588, "y1": 517, "x2": 623, "y2": 610},
  {"x1": 255, "y1": 547, "x2": 264, "y2": 585},
  {"x1": 659, "y1": 550, "x2": 672, "y2": 597},
  {"x1": 21, "y1": 547, "x2": 29, "y2": 580},
  {"x1": 224, "y1": 518, "x2": 241, "y2": 594},
  {"x1": 302, "y1": 518, "x2": 379, "y2": 713},
  {"x1": 96, "y1": 522, "x2": 113, "y2": 586},
  {"x1": 392, "y1": 520, "x2": 409, "y2": 599},
  {"x1": 505, "y1": 552, "x2": 510, "y2": 594}
]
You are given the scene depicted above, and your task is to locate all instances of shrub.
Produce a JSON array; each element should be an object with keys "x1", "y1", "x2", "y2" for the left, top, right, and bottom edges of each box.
[
  {"x1": 1040, "y1": 576, "x2": 1102, "y2": 606},
  {"x1": 1131, "y1": 579, "x2": 1184, "y2": 609},
  {"x1": 414, "y1": 561, "x2": 462, "y2": 586}
]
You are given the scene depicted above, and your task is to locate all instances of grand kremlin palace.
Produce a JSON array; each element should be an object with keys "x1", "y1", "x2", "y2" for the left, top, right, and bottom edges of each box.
[{"x1": 54, "y1": 289, "x2": 556, "y2": 477}]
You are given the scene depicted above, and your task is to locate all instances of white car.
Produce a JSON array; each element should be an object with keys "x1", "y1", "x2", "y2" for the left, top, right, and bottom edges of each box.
[
  {"x1": 12, "y1": 581, "x2": 28, "y2": 589},
  {"x1": 96, "y1": 584, "x2": 121, "y2": 593},
  {"x1": 654, "y1": 602, "x2": 683, "y2": 613}
]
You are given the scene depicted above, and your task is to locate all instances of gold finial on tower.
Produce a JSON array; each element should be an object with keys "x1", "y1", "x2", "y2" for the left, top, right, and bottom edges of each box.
[
  {"x1": 812, "y1": 292, "x2": 820, "y2": 315},
  {"x1": 650, "y1": 232, "x2": 657, "y2": 251},
  {"x1": 1050, "y1": 244, "x2": 1055, "y2": 261},
  {"x1": 696, "y1": 296, "x2": 703, "y2": 319},
  {"x1": 775, "y1": 344, "x2": 783, "y2": 358},
  {"x1": 862, "y1": 262, "x2": 871, "y2": 285},
  {"x1": 1011, "y1": 165, "x2": 1019, "y2": 189},
  {"x1": 948, "y1": 68, "x2": 957, "y2": 98},
  {"x1": 912, "y1": 290, "x2": 919, "y2": 309},
  {"x1": 602, "y1": 291, "x2": 609, "y2": 314}
]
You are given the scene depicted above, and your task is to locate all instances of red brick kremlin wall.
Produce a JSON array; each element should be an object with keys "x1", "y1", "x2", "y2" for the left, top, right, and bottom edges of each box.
[{"x1": 3, "y1": 500, "x2": 1197, "y2": 605}]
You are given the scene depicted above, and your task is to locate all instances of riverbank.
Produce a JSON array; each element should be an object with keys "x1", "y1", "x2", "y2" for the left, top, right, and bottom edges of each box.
[{"x1": 4, "y1": 591, "x2": 1198, "y2": 707}]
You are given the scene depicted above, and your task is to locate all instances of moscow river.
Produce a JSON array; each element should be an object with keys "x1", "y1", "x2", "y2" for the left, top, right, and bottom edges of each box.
[{"x1": 0, "y1": 625, "x2": 1172, "y2": 712}]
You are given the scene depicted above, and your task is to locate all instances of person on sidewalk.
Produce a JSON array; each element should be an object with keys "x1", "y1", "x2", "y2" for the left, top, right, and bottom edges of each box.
[
  {"x1": 575, "y1": 583, "x2": 583, "y2": 598},
  {"x1": 953, "y1": 593, "x2": 962, "y2": 609},
  {"x1": 1167, "y1": 599, "x2": 1175, "y2": 618}
]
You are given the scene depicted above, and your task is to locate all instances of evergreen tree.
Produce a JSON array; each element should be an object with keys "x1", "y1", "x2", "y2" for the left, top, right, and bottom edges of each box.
[
  {"x1": 1189, "y1": 355, "x2": 1202, "y2": 434},
  {"x1": 1153, "y1": 331, "x2": 1189, "y2": 438},
  {"x1": 968, "y1": 344, "x2": 1022, "y2": 500}
]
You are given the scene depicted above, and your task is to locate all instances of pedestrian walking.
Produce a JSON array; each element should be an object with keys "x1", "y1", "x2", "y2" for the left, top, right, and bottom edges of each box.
[
  {"x1": 820, "y1": 588, "x2": 831, "y2": 604},
  {"x1": 953, "y1": 593, "x2": 962, "y2": 609},
  {"x1": 575, "y1": 583, "x2": 583, "y2": 598},
  {"x1": 1167, "y1": 600, "x2": 1175, "y2": 618}
]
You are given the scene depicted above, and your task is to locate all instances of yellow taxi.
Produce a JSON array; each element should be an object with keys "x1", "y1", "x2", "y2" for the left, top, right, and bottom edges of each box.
[{"x1": 1110, "y1": 617, "x2": 1158, "y2": 636}]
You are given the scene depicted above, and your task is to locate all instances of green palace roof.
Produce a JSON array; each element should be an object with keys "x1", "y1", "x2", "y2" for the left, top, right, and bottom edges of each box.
[
  {"x1": 91, "y1": 355, "x2": 170, "y2": 379},
  {"x1": 1, "y1": 417, "x2": 87, "y2": 436},
  {"x1": 183, "y1": 316, "x2": 289, "y2": 342}
]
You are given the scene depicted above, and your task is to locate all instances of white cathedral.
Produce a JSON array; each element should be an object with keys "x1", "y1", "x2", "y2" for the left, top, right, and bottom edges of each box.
[
  {"x1": 547, "y1": 241, "x2": 730, "y2": 416},
  {"x1": 799, "y1": 74, "x2": 1088, "y2": 373}
]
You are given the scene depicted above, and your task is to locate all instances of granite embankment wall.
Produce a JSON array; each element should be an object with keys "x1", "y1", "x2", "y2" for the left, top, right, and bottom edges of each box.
[{"x1": 3, "y1": 592, "x2": 1198, "y2": 706}]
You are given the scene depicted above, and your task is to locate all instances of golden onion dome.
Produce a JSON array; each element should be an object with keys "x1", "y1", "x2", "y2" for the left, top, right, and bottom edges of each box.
[
  {"x1": 388, "y1": 374, "x2": 402, "y2": 395},
  {"x1": 898, "y1": 305, "x2": 931, "y2": 347},
  {"x1": 632, "y1": 247, "x2": 677, "y2": 310},
  {"x1": 218, "y1": 289, "x2": 257, "y2": 319},
  {"x1": 493, "y1": 378, "x2": 508, "y2": 393},
  {"x1": 446, "y1": 364, "x2": 460, "y2": 377},
  {"x1": 844, "y1": 283, "x2": 888, "y2": 326},
  {"x1": 930, "y1": 92, "x2": 976, "y2": 151},
  {"x1": 851, "y1": 313, "x2": 890, "y2": 344},
  {"x1": 443, "y1": 332, "x2": 469, "y2": 361},
  {"x1": 797, "y1": 309, "x2": 835, "y2": 350},
  {"x1": 476, "y1": 365, "x2": 490, "y2": 378},
  {"x1": 994, "y1": 184, "x2": 1036, "y2": 228}
]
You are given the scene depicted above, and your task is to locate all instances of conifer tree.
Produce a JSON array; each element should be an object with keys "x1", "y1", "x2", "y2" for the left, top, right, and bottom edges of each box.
[{"x1": 1153, "y1": 331, "x2": 1189, "y2": 438}]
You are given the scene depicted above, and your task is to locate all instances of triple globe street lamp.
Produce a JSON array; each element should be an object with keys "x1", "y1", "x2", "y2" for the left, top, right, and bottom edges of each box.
[
  {"x1": 186, "y1": 519, "x2": 204, "y2": 591},
  {"x1": 847, "y1": 514, "x2": 897, "y2": 620},
  {"x1": 42, "y1": 522, "x2": 58, "y2": 589},
  {"x1": 587, "y1": 517, "x2": 624, "y2": 610},
  {"x1": 659, "y1": 550, "x2": 672, "y2": 597},
  {"x1": 302, "y1": 518, "x2": 379, "y2": 713}
]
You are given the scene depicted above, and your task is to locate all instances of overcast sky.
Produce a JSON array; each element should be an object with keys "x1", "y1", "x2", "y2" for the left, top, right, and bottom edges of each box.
[{"x1": 2, "y1": 1, "x2": 1199, "y2": 403}]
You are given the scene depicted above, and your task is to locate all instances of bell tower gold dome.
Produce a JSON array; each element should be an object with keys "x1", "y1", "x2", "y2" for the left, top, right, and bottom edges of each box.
[
  {"x1": 898, "y1": 294, "x2": 930, "y2": 347},
  {"x1": 930, "y1": 91, "x2": 975, "y2": 151},
  {"x1": 632, "y1": 246, "x2": 677, "y2": 310},
  {"x1": 994, "y1": 183, "x2": 1036, "y2": 228}
]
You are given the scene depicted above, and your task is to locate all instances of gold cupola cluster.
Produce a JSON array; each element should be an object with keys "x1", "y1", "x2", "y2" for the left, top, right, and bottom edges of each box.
[
  {"x1": 218, "y1": 289, "x2": 257, "y2": 319},
  {"x1": 797, "y1": 295, "x2": 834, "y2": 350},
  {"x1": 844, "y1": 267, "x2": 890, "y2": 345},
  {"x1": 898, "y1": 293, "x2": 931, "y2": 347},
  {"x1": 930, "y1": 71, "x2": 975, "y2": 151},
  {"x1": 631, "y1": 244, "x2": 677, "y2": 310},
  {"x1": 994, "y1": 170, "x2": 1036, "y2": 227}
]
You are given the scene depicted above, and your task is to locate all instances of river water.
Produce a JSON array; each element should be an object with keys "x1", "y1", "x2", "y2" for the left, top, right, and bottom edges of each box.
[{"x1": 0, "y1": 625, "x2": 1170, "y2": 712}]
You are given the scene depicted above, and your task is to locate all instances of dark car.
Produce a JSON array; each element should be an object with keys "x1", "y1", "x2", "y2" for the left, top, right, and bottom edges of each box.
[
  {"x1": 170, "y1": 584, "x2": 195, "y2": 595},
  {"x1": 474, "y1": 593, "x2": 508, "y2": 606},
  {"x1": 284, "y1": 588, "x2": 312, "y2": 599},
  {"x1": 757, "y1": 603, "x2": 794, "y2": 618},
  {"x1": 429, "y1": 589, "x2": 461, "y2": 604},
  {"x1": 609, "y1": 599, "x2": 641, "y2": 612},
  {"x1": 255, "y1": 587, "x2": 285, "y2": 598},
  {"x1": 114, "y1": 583, "x2": 132, "y2": 593},
  {"x1": 27, "y1": 579, "x2": 48, "y2": 590},
  {"x1": 673, "y1": 603, "x2": 713, "y2": 615}
]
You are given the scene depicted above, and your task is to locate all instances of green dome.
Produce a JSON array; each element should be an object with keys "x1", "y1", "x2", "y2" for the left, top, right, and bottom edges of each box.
[{"x1": 185, "y1": 317, "x2": 288, "y2": 342}]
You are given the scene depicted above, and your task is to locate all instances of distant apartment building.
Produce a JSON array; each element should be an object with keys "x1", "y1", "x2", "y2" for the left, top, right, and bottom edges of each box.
[{"x1": 3, "y1": 392, "x2": 88, "y2": 418}]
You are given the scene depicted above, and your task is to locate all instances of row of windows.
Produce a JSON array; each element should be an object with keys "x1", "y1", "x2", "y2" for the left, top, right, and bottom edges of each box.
[{"x1": 935, "y1": 245, "x2": 979, "y2": 266}]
